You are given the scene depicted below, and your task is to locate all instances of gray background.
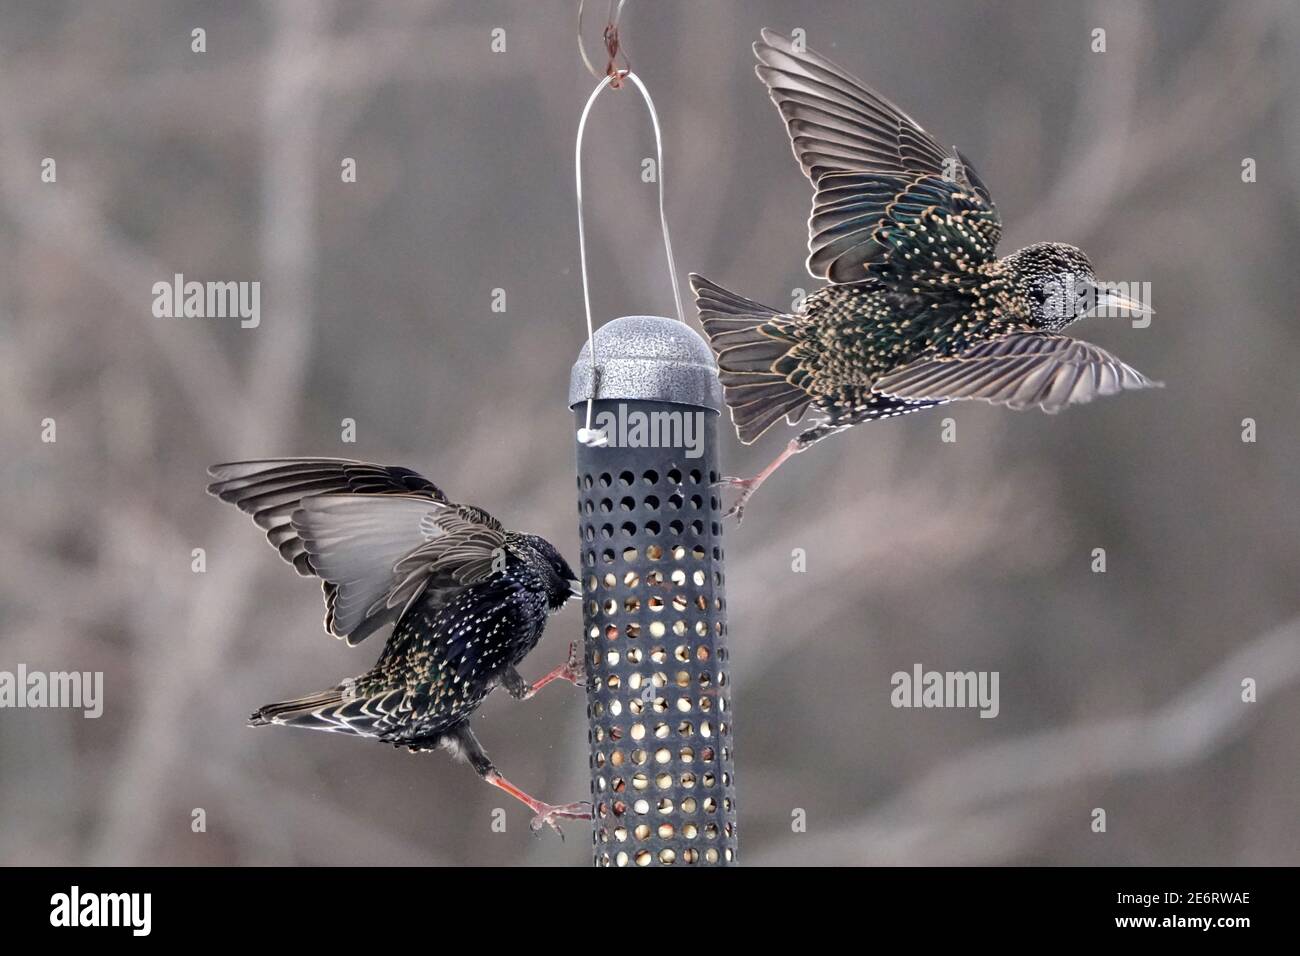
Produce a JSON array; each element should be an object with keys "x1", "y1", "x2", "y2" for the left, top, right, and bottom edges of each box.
[{"x1": 1, "y1": 0, "x2": 1297, "y2": 866}]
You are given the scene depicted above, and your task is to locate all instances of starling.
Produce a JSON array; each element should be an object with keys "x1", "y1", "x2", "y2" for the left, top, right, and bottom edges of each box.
[
  {"x1": 691, "y1": 30, "x2": 1159, "y2": 521},
  {"x1": 207, "y1": 457, "x2": 590, "y2": 835}
]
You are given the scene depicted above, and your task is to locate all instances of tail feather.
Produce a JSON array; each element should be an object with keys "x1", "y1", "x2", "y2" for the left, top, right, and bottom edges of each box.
[
  {"x1": 249, "y1": 684, "x2": 384, "y2": 737},
  {"x1": 249, "y1": 688, "x2": 341, "y2": 725},
  {"x1": 690, "y1": 273, "x2": 812, "y2": 444}
]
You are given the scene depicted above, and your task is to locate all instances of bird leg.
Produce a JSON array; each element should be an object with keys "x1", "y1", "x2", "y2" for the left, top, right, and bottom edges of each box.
[
  {"x1": 455, "y1": 724, "x2": 591, "y2": 838},
  {"x1": 484, "y1": 773, "x2": 592, "y2": 837},
  {"x1": 503, "y1": 642, "x2": 586, "y2": 701},
  {"x1": 717, "y1": 423, "x2": 851, "y2": 523},
  {"x1": 716, "y1": 439, "x2": 804, "y2": 524}
]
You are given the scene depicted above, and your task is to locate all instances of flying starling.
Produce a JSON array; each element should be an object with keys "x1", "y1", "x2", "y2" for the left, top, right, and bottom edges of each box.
[
  {"x1": 207, "y1": 457, "x2": 590, "y2": 835},
  {"x1": 691, "y1": 30, "x2": 1158, "y2": 521}
]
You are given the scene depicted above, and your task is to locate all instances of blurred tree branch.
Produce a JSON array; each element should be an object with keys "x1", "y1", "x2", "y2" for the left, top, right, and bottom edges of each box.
[
  {"x1": 751, "y1": 614, "x2": 1300, "y2": 865},
  {"x1": 87, "y1": 0, "x2": 331, "y2": 865}
]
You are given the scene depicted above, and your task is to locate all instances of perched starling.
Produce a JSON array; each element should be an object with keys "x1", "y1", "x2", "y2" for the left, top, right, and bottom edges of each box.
[
  {"x1": 207, "y1": 457, "x2": 590, "y2": 835},
  {"x1": 692, "y1": 30, "x2": 1159, "y2": 521}
]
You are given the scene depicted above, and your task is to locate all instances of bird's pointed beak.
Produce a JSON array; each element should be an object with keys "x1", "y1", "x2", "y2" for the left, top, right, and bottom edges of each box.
[
  {"x1": 569, "y1": 581, "x2": 583, "y2": 601},
  {"x1": 1097, "y1": 288, "x2": 1154, "y2": 317}
]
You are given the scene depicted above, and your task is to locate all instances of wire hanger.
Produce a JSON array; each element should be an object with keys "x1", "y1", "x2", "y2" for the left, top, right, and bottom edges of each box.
[{"x1": 574, "y1": 1, "x2": 685, "y2": 446}]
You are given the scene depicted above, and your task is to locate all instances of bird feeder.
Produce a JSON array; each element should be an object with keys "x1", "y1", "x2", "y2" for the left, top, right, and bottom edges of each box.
[{"x1": 571, "y1": 315, "x2": 739, "y2": 866}]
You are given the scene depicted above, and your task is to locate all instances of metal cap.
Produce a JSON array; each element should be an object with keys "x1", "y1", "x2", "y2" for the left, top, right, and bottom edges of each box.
[{"x1": 569, "y1": 315, "x2": 723, "y2": 412}]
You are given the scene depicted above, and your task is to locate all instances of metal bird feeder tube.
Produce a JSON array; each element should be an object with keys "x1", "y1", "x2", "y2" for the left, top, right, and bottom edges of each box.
[{"x1": 571, "y1": 315, "x2": 738, "y2": 866}]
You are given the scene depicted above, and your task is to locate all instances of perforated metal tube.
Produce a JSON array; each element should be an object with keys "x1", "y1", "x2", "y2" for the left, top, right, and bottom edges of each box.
[{"x1": 571, "y1": 316, "x2": 738, "y2": 867}]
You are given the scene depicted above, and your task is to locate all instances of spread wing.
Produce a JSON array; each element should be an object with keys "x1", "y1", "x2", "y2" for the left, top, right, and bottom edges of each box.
[
  {"x1": 754, "y1": 28, "x2": 1000, "y2": 285},
  {"x1": 206, "y1": 457, "x2": 448, "y2": 575},
  {"x1": 290, "y1": 495, "x2": 506, "y2": 645},
  {"x1": 207, "y1": 458, "x2": 505, "y2": 645},
  {"x1": 872, "y1": 333, "x2": 1162, "y2": 413}
]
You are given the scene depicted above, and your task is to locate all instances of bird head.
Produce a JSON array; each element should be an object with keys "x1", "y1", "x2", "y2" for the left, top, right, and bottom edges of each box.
[
  {"x1": 1003, "y1": 242, "x2": 1149, "y2": 331},
  {"x1": 516, "y1": 534, "x2": 579, "y2": 611}
]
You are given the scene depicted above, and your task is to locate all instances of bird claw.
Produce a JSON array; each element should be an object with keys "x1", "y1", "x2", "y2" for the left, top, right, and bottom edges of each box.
[
  {"x1": 529, "y1": 800, "x2": 593, "y2": 838},
  {"x1": 714, "y1": 476, "x2": 758, "y2": 525},
  {"x1": 563, "y1": 641, "x2": 587, "y2": 689}
]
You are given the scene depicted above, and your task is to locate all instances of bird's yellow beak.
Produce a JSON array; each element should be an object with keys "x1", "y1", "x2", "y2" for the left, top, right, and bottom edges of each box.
[{"x1": 1097, "y1": 288, "x2": 1154, "y2": 316}]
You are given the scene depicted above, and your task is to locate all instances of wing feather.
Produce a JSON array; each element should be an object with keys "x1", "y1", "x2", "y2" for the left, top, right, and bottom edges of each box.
[
  {"x1": 290, "y1": 496, "x2": 507, "y2": 645},
  {"x1": 753, "y1": 28, "x2": 1000, "y2": 284},
  {"x1": 206, "y1": 458, "x2": 446, "y2": 575},
  {"x1": 873, "y1": 334, "x2": 1162, "y2": 413},
  {"x1": 207, "y1": 458, "x2": 509, "y2": 645}
]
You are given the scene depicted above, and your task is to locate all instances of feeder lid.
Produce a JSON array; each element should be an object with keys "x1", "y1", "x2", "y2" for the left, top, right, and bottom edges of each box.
[{"x1": 569, "y1": 315, "x2": 722, "y2": 411}]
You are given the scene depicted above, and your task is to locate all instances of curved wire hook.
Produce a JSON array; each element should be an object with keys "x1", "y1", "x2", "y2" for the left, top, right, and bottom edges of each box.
[
  {"x1": 578, "y1": 0, "x2": 630, "y2": 86},
  {"x1": 574, "y1": 70, "x2": 685, "y2": 445}
]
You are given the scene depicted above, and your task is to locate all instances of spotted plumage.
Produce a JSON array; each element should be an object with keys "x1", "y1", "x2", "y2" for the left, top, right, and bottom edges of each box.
[
  {"x1": 207, "y1": 457, "x2": 589, "y2": 834},
  {"x1": 692, "y1": 30, "x2": 1160, "y2": 520}
]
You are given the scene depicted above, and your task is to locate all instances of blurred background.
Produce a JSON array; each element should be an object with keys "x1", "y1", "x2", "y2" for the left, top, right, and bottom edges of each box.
[{"x1": 1, "y1": 0, "x2": 1297, "y2": 866}]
